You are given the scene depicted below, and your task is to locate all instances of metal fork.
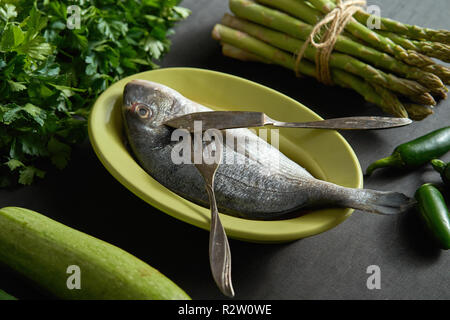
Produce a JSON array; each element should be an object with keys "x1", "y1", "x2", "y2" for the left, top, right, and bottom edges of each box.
[{"x1": 193, "y1": 137, "x2": 235, "y2": 298}]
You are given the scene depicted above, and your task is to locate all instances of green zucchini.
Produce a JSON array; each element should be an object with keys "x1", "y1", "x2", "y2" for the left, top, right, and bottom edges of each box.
[
  {"x1": 0, "y1": 207, "x2": 190, "y2": 300},
  {"x1": 0, "y1": 289, "x2": 17, "y2": 300}
]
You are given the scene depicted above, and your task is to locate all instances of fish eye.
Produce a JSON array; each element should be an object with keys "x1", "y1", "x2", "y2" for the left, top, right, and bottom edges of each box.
[{"x1": 135, "y1": 104, "x2": 152, "y2": 119}]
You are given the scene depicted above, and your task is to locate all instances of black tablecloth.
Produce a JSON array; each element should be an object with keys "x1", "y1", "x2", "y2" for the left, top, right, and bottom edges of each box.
[{"x1": 1, "y1": 0, "x2": 449, "y2": 299}]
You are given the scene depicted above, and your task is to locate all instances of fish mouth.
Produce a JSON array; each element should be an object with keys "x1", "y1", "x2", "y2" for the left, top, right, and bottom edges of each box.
[
  {"x1": 125, "y1": 103, "x2": 134, "y2": 112},
  {"x1": 126, "y1": 102, "x2": 141, "y2": 113}
]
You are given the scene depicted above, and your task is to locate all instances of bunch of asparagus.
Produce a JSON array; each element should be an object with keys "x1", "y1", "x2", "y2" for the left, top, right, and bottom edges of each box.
[{"x1": 212, "y1": 0, "x2": 450, "y2": 120}]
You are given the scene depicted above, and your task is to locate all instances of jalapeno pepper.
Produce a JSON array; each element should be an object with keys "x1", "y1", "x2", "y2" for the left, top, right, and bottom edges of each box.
[
  {"x1": 431, "y1": 159, "x2": 450, "y2": 187},
  {"x1": 415, "y1": 184, "x2": 450, "y2": 250},
  {"x1": 366, "y1": 127, "x2": 450, "y2": 176}
]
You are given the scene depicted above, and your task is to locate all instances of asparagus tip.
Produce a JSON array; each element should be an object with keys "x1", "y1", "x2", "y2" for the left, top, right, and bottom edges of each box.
[
  {"x1": 212, "y1": 24, "x2": 221, "y2": 41},
  {"x1": 404, "y1": 50, "x2": 435, "y2": 68},
  {"x1": 404, "y1": 104, "x2": 434, "y2": 121}
]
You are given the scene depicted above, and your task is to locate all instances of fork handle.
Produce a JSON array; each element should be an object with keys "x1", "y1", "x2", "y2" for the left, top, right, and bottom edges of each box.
[{"x1": 205, "y1": 184, "x2": 235, "y2": 298}]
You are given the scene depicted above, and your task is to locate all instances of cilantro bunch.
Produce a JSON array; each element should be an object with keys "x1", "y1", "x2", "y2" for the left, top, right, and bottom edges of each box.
[{"x1": 0, "y1": 0, "x2": 190, "y2": 186}]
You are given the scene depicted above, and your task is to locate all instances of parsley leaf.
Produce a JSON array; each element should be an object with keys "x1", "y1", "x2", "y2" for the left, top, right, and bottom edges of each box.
[
  {"x1": 18, "y1": 165, "x2": 46, "y2": 185},
  {"x1": 0, "y1": 0, "x2": 189, "y2": 186}
]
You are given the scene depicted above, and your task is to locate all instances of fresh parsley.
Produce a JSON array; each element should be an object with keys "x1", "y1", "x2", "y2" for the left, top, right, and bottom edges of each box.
[{"x1": 0, "y1": 0, "x2": 190, "y2": 186}]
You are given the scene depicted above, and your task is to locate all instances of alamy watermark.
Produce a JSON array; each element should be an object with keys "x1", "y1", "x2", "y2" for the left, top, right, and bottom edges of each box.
[
  {"x1": 169, "y1": 121, "x2": 281, "y2": 171},
  {"x1": 66, "y1": 5, "x2": 81, "y2": 30},
  {"x1": 63, "y1": 3, "x2": 383, "y2": 32},
  {"x1": 66, "y1": 265, "x2": 81, "y2": 290},
  {"x1": 366, "y1": 265, "x2": 381, "y2": 290},
  {"x1": 365, "y1": 5, "x2": 382, "y2": 30}
]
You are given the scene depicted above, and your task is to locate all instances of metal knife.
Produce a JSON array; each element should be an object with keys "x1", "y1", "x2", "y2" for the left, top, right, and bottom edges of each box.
[{"x1": 163, "y1": 111, "x2": 412, "y2": 132}]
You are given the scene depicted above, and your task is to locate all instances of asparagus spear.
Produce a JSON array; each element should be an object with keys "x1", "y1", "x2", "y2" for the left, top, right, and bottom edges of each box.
[
  {"x1": 366, "y1": 83, "x2": 410, "y2": 118},
  {"x1": 222, "y1": 42, "x2": 434, "y2": 120},
  {"x1": 221, "y1": 43, "x2": 410, "y2": 118},
  {"x1": 229, "y1": 0, "x2": 444, "y2": 92},
  {"x1": 423, "y1": 64, "x2": 450, "y2": 85},
  {"x1": 221, "y1": 14, "x2": 435, "y2": 104},
  {"x1": 325, "y1": 0, "x2": 450, "y2": 44},
  {"x1": 263, "y1": 0, "x2": 450, "y2": 89},
  {"x1": 294, "y1": 0, "x2": 450, "y2": 89},
  {"x1": 375, "y1": 30, "x2": 450, "y2": 63},
  {"x1": 212, "y1": 24, "x2": 409, "y2": 118},
  {"x1": 222, "y1": 43, "x2": 272, "y2": 63},
  {"x1": 430, "y1": 87, "x2": 448, "y2": 100},
  {"x1": 257, "y1": 0, "x2": 323, "y2": 24},
  {"x1": 352, "y1": 9, "x2": 450, "y2": 44},
  {"x1": 259, "y1": 0, "x2": 434, "y2": 68},
  {"x1": 403, "y1": 104, "x2": 434, "y2": 121}
]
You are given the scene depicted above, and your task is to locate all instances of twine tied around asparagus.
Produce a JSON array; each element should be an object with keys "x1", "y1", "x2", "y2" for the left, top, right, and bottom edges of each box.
[{"x1": 295, "y1": 0, "x2": 366, "y2": 85}]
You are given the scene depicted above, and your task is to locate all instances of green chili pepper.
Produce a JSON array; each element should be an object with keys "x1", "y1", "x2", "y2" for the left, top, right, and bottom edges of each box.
[
  {"x1": 431, "y1": 159, "x2": 450, "y2": 187},
  {"x1": 366, "y1": 127, "x2": 450, "y2": 175},
  {"x1": 415, "y1": 184, "x2": 450, "y2": 250}
]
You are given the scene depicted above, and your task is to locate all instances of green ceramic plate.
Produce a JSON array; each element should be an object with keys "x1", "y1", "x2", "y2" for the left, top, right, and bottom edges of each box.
[{"x1": 88, "y1": 68, "x2": 363, "y2": 243}]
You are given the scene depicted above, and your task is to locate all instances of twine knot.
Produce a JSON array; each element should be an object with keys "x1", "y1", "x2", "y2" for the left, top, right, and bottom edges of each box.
[{"x1": 295, "y1": 0, "x2": 366, "y2": 85}]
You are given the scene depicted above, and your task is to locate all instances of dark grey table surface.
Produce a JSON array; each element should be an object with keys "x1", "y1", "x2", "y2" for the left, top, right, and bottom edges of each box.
[{"x1": 1, "y1": 0, "x2": 449, "y2": 300}]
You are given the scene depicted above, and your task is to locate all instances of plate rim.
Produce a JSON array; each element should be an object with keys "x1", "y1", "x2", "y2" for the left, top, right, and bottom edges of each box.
[{"x1": 88, "y1": 67, "x2": 363, "y2": 243}]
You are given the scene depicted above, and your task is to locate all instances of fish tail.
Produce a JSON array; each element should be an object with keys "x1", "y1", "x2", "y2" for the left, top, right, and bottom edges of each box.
[{"x1": 338, "y1": 188, "x2": 416, "y2": 215}]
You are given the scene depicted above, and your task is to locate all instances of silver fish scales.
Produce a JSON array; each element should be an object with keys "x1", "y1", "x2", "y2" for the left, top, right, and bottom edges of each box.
[{"x1": 122, "y1": 79, "x2": 414, "y2": 219}]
